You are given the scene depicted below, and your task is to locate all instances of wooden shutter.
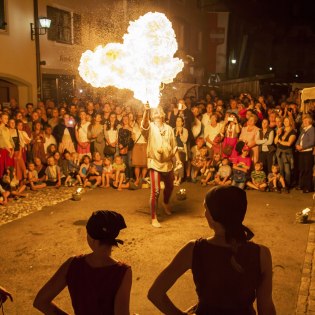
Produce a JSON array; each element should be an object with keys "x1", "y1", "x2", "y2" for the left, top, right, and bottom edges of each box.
[
  {"x1": 73, "y1": 13, "x2": 82, "y2": 44},
  {"x1": 47, "y1": 6, "x2": 58, "y2": 41}
]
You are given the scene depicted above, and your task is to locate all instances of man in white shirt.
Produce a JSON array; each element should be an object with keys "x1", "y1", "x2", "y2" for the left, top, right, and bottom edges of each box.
[{"x1": 141, "y1": 104, "x2": 182, "y2": 228}]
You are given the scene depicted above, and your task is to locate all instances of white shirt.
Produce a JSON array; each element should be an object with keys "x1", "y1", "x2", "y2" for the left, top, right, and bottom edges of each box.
[{"x1": 143, "y1": 122, "x2": 177, "y2": 172}]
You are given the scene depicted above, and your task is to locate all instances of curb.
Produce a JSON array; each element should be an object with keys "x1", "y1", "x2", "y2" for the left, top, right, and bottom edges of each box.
[{"x1": 296, "y1": 194, "x2": 315, "y2": 315}]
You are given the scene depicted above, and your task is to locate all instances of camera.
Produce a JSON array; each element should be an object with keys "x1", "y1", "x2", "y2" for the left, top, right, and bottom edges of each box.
[
  {"x1": 178, "y1": 103, "x2": 183, "y2": 110},
  {"x1": 68, "y1": 119, "x2": 74, "y2": 125},
  {"x1": 228, "y1": 117, "x2": 234, "y2": 122}
]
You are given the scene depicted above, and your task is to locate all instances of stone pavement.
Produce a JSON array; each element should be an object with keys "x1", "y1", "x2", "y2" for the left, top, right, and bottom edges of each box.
[
  {"x1": 0, "y1": 186, "x2": 78, "y2": 226},
  {"x1": 1, "y1": 185, "x2": 314, "y2": 314},
  {"x1": 296, "y1": 194, "x2": 315, "y2": 315}
]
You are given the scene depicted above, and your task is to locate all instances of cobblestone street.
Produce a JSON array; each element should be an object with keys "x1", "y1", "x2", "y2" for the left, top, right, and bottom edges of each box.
[{"x1": 0, "y1": 184, "x2": 314, "y2": 314}]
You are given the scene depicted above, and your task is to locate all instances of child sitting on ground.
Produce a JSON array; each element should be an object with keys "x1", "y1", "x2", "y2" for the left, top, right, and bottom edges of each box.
[
  {"x1": 0, "y1": 184, "x2": 10, "y2": 205},
  {"x1": 79, "y1": 155, "x2": 91, "y2": 183},
  {"x1": 101, "y1": 157, "x2": 114, "y2": 188},
  {"x1": 34, "y1": 157, "x2": 46, "y2": 182},
  {"x1": 45, "y1": 156, "x2": 61, "y2": 188},
  {"x1": 62, "y1": 150, "x2": 82, "y2": 186},
  {"x1": 190, "y1": 137, "x2": 205, "y2": 181},
  {"x1": 268, "y1": 164, "x2": 289, "y2": 193},
  {"x1": 84, "y1": 164, "x2": 101, "y2": 188},
  {"x1": 112, "y1": 155, "x2": 126, "y2": 191},
  {"x1": 201, "y1": 153, "x2": 221, "y2": 185},
  {"x1": 191, "y1": 146, "x2": 208, "y2": 183},
  {"x1": 214, "y1": 157, "x2": 232, "y2": 186},
  {"x1": 231, "y1": 144, "x2": 252, "y2": 189},
  {"x1": 247, "y1": 161, "x2": 267, "y2": 191},
  {"x1": 27, "y1": 162, "x2": 46, "y2": 190},
  {"x1": 3, "y1": 166, "x2": 28, "y2": 198}
]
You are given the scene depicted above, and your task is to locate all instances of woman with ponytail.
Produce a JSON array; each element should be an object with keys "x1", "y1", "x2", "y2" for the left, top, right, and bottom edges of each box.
[{"x1": 148, "y1": 185, "x2": 276, "y2": 315}]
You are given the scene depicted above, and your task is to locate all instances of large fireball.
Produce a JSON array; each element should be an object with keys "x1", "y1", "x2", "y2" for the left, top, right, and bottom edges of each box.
[{"x1": 78, "y1": 12, "x2": 184, "y2": 108}]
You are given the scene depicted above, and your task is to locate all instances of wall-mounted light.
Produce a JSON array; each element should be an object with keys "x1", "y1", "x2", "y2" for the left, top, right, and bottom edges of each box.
[
  {"x1": 30, "y1": 17, "x2": 51, "y2": 40},
  {"x1": 269, "y1": 66, "x2": 273, "y2": 71},
  {"x1": 231, "y1": 59, "x2": 237, "y2": 64}
]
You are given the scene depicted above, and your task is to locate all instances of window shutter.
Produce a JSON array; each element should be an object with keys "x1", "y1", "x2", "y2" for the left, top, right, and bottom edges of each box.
[
  {"x1": 73, "y1": 13, "x2": 82, "y2": 44},
  {"x1": 47, "y1": 6, "x2": 58, "y2": 41}
]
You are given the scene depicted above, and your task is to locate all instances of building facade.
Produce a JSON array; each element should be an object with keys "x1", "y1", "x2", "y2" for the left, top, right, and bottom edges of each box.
[{"x1": 1, "y1": 0, "x2": 220, "y2": 106}]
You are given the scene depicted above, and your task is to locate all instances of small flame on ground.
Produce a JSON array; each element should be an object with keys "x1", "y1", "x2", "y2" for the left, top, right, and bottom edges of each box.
[{"x1": 78, "y1": 12, "x2": 184, "y2": 108}]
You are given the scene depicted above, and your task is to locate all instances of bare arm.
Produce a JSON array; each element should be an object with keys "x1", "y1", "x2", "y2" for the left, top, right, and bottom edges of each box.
[
  {"x1": 114, "y1": 267, "x2": 132, "y2": 315},
  {"x1": 148, "y1": 241, "x2": 195, "y2": 315},
  {"x1": 279, "y1": 134, "x2": 296, "y2": 147},
  {"x1": 257, "y1": 245, "x2": 276, "y2": 315},
  {"x1": 141, "y1": 103, "x2": 150, "y2": 129},
  {"x1": 33, "y1": 258, "x2": 73, "y2": 314}
]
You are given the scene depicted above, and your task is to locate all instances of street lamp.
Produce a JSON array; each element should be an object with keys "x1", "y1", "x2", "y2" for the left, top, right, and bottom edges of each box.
[{"x1": 30, "y1": 17, "x2": 51, "y2": 40}]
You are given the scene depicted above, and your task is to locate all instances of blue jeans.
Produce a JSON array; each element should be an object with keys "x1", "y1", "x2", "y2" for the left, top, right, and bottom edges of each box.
[{"x1": 275, "y1": 149, "x2": 294, "y2": 186}]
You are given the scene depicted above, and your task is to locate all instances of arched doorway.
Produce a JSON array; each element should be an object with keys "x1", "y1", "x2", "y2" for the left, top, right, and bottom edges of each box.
[
  {"x1": 0, "y1": 79, "x2": 18, "y2": 104},
  {"x1": 0, "y1": 74, "x2": 34, "y2": 108}
]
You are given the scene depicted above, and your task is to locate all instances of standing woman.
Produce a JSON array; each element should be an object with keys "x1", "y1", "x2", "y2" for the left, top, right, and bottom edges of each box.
[
  {"x1": 88, "y1": 113, "x2": 106, "y2": 158},
  {"x1": 104, "y1": 112, "x2": 119, "y2": 159},
  {"x1": 257, "y1": 118, "x2": 275, "y2": 175},
  {"x1": 131, "y1": 113, "x2": 148, "y2": 186},
  {"x1": 16, "y1": 120, "x2": 31, "y2": 164},
  {"x1": 204, "y1": 113, "x2": 223, "y2": 157},
  {"x1": 274, "y1": 116, "x2": 296, "y2": 188},
  {"x1": 8, "y1": 119, "x2": 27, "y2": 181},
  {"x1": 34, "y1": 210, "x2": 132, "y2": 315},
  {"x1": 295, "y1": 114, "x2": 315, "y2": 193},
  {"x1": 0, "y1": 113, "x2": 14, "y2": 178},
  {"x1": 31, "y1": 121, "x2": 46, "y2": 164},
  {"x1": 118, "y1": 115, "x2": 133, "y2": 179},
  {"x1": 239, "y1": 115, "x2": 260, "y2": 164},
  {"x1": 53, "y1": 114, "x2": 76, "y2": 154},
  {"x1": 221, "y1": 113, "x2": 241, "y2": 163},
  {"x1": 148, "y1": 186, "x2": 276, "y2": 315},
  {"x1": 173, "y1": 116, "x2": 188, "y2": 185},
  {"x1": 75, "y1": 111, "x2": 91, "y2": 160}
]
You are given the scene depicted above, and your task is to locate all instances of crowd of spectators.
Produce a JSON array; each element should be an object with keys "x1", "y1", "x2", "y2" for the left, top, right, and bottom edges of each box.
[{"x1": 0, "y1": 88, "x2": 315, "y2": 205}]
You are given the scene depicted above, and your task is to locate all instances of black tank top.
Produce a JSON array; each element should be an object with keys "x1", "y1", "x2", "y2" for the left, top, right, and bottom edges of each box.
[{"x1": 192, "y1": 238, "x2": 261, "y2": 315}]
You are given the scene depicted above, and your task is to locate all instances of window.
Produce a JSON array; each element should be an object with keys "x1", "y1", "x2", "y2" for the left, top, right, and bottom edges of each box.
[
  {"x1": 47, "y1": 6, "x2": 81, "y2": 45},
  {"x1": 0, "y1": 0, "x2": 6, "y2": 30}
]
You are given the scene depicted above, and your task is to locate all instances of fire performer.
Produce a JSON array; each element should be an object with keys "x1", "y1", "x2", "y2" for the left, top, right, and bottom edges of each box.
[{"x1": 141, "y1": 103, "x2": 182, "y2": 228}]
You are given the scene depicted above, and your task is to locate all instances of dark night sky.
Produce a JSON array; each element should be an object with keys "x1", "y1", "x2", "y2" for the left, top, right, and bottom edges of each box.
[{"x1": 207, "y1": 0, "x2": 315, "y2": 81}]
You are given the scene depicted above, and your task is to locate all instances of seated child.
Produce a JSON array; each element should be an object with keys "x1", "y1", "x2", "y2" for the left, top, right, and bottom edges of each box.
[
  {"x1": 79, "y1": 155, "x2": 91, "y2": 183},
  {"x1": 101, "y1": 157, "x2": 114, "y2": 188},
  {"x1": 27, "y1": 162, "x2": 46, "y2": 190},
  {"x1": 268, "y1": 164, "x2": 288, "y2": 193},
  {"x1": 0, "y1": 184, "x2": 10, "y2": 205},
  {"x1": 112, "y1": 155, "x2": 126, "y2": 191},
  {"x1": 3, "y1": 167, "x2": 28, "y2": 198},
  {"x1": 191, "y1": 146, "x2": 208, "y2": 183},
  {"x1": 45, "y1": 156, "x2": 61, "y2": 188},
  {"x1": 34, "y1": 157, "x2": 46, "y2": 182},
  {"x1": 214, "y1": 157, "x2": 232, "y2": 186},
  {"x1": 201, "y1": 153, "x2": 221, "y2": 185},
  {"x1": 247, "y1": 161, "x2": 267, "y2": 191},
  {"x1": 231, "y1": 145, "x2": 251, "y2": 189},
  {"x1": 84, "y1": 164, "x2": 101, "y2": 188},
  {"x1": 62, "y1": 151, "x2": 82, "y2": 186},
  {"x1": 190, "y1": 137, "x2": 205, "y2": 181}
]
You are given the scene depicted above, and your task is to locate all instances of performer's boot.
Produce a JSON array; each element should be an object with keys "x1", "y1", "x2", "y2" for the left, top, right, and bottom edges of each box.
[{"x1": 152, "y1": 218, "x2": 161, "y2": 228}]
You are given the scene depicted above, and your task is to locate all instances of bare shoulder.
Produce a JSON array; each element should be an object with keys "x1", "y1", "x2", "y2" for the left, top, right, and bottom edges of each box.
[{"x1": 257, "y1": 244, "x2": 272, "y2": 273}]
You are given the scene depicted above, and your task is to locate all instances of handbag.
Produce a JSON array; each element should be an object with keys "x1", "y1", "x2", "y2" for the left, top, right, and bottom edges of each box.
[{"x1": 104, "y1": 145, "x2": 116, "y2": 156}]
